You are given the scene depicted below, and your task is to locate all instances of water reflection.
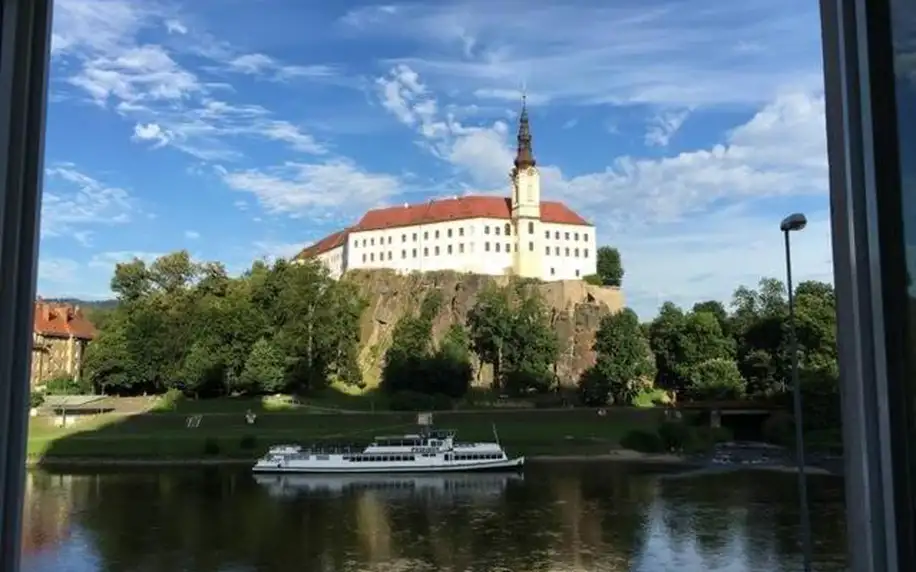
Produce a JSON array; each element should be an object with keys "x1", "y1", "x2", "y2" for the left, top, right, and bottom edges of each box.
[{"x1": 20, "y1": 465, "x2": 847, "y2": 572}]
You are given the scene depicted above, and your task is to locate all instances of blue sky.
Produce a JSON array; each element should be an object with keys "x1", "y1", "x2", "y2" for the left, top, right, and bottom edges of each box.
[{"x1": 38, "y1": 0, "x2": 832, "y2": 319}]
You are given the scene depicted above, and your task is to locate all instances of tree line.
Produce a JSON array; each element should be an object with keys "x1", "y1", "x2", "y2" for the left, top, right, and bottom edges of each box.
[{"x1": 74, "y1": 250, "x2": 838, "y2": 424}]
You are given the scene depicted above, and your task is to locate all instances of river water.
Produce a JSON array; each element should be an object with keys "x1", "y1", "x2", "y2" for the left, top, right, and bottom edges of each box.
[{"x1": 20, "y1": 463, "x2": 847, "y2": 572}]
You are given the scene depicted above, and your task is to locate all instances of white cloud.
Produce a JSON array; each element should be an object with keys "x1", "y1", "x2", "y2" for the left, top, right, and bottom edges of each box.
[
  {"x1": 52, "y1": 0, "x2": 330, "y2": 160},
  {"x1": 38, "y1": 257, "x2": 81, "y2": 285},
  {"x1": 344, "y1": 0, "x2": 823, "y2": 109},
  {"x1": 220, "y1": 160, "x2": 404, "y2": 217},
  {"x1": 184, "y1": 230, "x2": 200, "y2": 240},
  {"x1": 41, "y1": 164, "x2": 137, "y2": 239},
  {"x1": 645, "y1": 109, "x2": 690, "y2": 147}
]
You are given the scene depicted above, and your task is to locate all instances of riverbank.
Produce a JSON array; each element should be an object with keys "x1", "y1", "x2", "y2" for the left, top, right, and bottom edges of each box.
[{"x1": 26, "y1": 448, "x2": 842, "y2": 477}]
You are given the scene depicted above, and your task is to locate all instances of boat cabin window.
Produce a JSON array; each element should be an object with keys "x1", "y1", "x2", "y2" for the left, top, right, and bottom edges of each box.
[
  {"x1": 428, "y1": 440, "x2": 439, "y2": 447},
  {"x1": 453, "y1": 453, "x2": 503, "y2": 461}
]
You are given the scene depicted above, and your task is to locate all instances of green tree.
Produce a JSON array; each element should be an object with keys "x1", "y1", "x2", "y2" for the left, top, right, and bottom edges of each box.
[
  {"x1": 578, "y1": 308, "x2": 655, "y2": 406},
  {"x1": 687, "y1": 358, "x2": 746, "y2": 401},
  {"x1": 428, "y1": 323, "x2": 474, "y2": 398},
  {"x1": 502, "y1": 288, "x2": 559, "y2": 395},
  {"x1": 594, "y1": 246, "x2": 624, "y2": 287},
  {"x1": 467, "y1": 283, "x2": 514, "y2": 385},
  {"x1": 239, "y1": 338, "x2": 286, "y2": 394}
]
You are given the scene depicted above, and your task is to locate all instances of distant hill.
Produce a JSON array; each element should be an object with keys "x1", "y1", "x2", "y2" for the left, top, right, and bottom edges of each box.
[{"x1": 42, "y1": 298, "x2": 118, "y2": 310}]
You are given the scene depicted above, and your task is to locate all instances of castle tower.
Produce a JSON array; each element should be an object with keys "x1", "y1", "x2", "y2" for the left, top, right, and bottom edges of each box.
[{"x1": 511, "y1": 94, "x2": 542, "y2": 278}]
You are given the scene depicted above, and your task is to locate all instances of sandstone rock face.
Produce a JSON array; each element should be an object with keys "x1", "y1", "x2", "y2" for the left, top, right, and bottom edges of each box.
[{"x1": 346, "y1": 270, "x2": 624, "y2": 389}]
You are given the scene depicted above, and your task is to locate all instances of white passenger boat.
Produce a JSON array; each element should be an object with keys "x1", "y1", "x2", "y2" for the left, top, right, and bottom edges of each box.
[{"x1": 252, "y1": 426, "x2": 524, "y2": 474}]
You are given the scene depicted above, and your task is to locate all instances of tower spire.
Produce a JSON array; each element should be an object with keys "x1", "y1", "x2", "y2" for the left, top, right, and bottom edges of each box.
[{"x1": 514, "y1": 90, "x2": 535, "y2": 170}]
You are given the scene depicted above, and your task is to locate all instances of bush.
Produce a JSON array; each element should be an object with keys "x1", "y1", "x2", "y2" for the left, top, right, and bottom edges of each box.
[
  {"x1": 620, "y1": 429, "x2": 664, "y2": 453},
  {"x1": 762, "y1": 411, "x2": 795, "y2": 447},
  {"x1": 658, "y1": 420, "x2": 694, "y2": 452},
  {"x1": 239, "y1": 435, "x2": 257, "y2": 451},
  {"x1": 203, "y1": 438, "x2": 221, "y2": 456},
  {"x1": 29, "y1": 391, "x2": 45, "y2": 409},
  {"x1": 154, "y1": 388, "x2": 184, "y2": 412},
  {"x1": 43, "y1": 375, "x2": 84, "y2": 395}
]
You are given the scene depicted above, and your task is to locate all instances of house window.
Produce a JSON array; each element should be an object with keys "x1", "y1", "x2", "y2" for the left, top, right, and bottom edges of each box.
[
  {"x1": 485, "y1": 242, "x2": 490, "y2": 252},
  {"x1": 447, "y1": 244, "x2": 453, "y2": 254},
  {"x1": 528, "y1": 221, "x2": 534, "y2": 234},
  {"x1": 529, "y1": 241, "x2": 534, "y2": 251},
  {"x1": 495, "y1": 243, "x2": 501, "y2": 252},
  {"x1": 423, "y1": 247, "x2": 429, "y2": 256}
]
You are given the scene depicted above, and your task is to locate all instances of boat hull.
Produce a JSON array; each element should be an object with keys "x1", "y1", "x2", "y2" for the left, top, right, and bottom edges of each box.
[{"x1": 251, "y1": 456, "x2": 525, "y2": 474}]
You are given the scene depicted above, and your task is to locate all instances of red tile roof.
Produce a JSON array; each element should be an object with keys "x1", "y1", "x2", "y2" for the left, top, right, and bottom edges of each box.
[
  {"x1": 33, "y1": 302, "x2": 97, "y2": 340},
  {"x1": 296, "y1": 196, "x2": 591, "y2": 259}
]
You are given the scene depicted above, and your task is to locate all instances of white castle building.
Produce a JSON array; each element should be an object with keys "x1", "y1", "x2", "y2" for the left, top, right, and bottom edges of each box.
[{"x1": 295, "y1": 99, "x2": 597, "y2": 282}]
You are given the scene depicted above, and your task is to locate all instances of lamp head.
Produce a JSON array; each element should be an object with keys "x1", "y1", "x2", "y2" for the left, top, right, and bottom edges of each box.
[{"x1": 780, "y1": 213, "x2": 807, "y2": 233}]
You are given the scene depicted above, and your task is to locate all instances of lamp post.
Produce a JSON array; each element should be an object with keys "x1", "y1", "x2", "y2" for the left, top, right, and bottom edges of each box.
[{"x1": 780, "y1": 212, "x2": 813, "y2": 572}]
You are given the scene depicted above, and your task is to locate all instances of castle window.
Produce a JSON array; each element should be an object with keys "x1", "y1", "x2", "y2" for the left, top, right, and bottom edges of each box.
[
  {"x1": 362, "y1": 254, "x2": 367, "y2": 262},
  {"x1": 388, "y1": 236, "x2": 392, "y2": 244},
  {"x1": 545, "y1": 246, "x2": 550, "y2": 255},
  {"x1": 388, "y1": 251, "x2": 393, "y2": 260},
  {"x1": 402, "y1": 234, "x2": 406, "y2": 243},
  {"x1": 412, "y1": 249, "x2": 417, "y2": 258},
  {"x1": 554, "y1": 246, "x2": 560, "y2": 255},
  {"x1": 423, "y1": 247, "x2": 429, "y2": 256},
  {"x1": 505, "y1": 243, "x2": 510, "y2": 253},
  {"x1": 554, "y1": 231, "x2": 559, "y2": 239},
  {"x1": 435, "y1": 230, "x2": 440, "y2": 239},
  {"x1": 485, "y1": 242, "x2": 490, "y2": 252},
  {"x1": 575, "y1": 233, "x2": 579, "y2": 241},
  {"x1": 485, "y1": 226, "x2": 490, "y2": 234},
  {"x1": 459, "y1": 243, "x2": 465, "y2": 253},
  {"x1": 545, "y1": 230, "x2": 550, "y2": 239},
  {"x1": 447, "y1": 244, "x2": 453, "y2": 254},
  {"x1": 371, "y1": 238, "x2": 375, "y2": 246},
  {"x1": 435, "y1": 246, "x2": 440, "y2": 255},
  {"x1": 401, "y1": 250, "x2": 407, "y2": 259},
  {"x1": 424, "y1": 231, "x2": 429, "y2": 240},
  {"x1": 528, "y1": 221, "x2": 534, "y2": 234},
  {"x1": 564, "y1": 232, "x2": 570, "y2": 240},
  {"x1": 459, "y1": 227, "x2": 464, "y2": 237},
  {"x1": 447, "y1": 228, "x2": 453, "y2": 238},
  {"x1": 495, "y1": 226, "x2": 501, "y2": 236},
  {"x1": 413, "y1": 233, "x2": 418, "y2": 242},
  {"x1": 370, "y1": 253, "x2": 375, "y2": 262},
  {"x1": 495, "y1": 243, "x2": 501, "y2": 252},
  {"x1": 550, "y1": 268, "x2": 555, "y2": 276},
  {"x1": 575, "y1": 269, "x2": 580, "y2": 277},
  {"x1": 574, "y1": 248, "x2": 579, "y2": 257},
  {"x1": 505, "y1": 223, "x2": 511, "y2": 235},
  {"x1": 583, "y1": 233, "x2": 589, "y2": 242},
  {"x1": 584, "y1": 249, "x2": 589, "y2": 257},
  {"x1": 565, "y1": 247, "x2": 570, "y2": 256},
  {"x1": 528, "y1": 241, "x2": 534, "y2": 251}
]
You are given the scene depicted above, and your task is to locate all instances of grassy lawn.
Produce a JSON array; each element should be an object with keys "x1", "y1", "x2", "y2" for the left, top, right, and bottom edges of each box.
[{"x1": 27, "y1": 407, "x2": 663, "y2": 461}]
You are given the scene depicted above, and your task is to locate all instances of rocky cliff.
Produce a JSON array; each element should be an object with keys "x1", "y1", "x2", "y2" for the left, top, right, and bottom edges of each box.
[{"x1": 344, "y1": 270, "x2": 625, "y2": 389}]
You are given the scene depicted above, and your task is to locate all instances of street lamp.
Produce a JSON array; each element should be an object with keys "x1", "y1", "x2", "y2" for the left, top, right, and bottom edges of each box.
[{"x1": 780, "y1": 212, "x2": 813, "y2": 572}]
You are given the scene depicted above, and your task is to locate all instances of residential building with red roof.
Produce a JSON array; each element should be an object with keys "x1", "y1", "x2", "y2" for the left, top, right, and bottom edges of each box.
[
  {"x1": 295, "y1": 99, "x2": 597, "y2": 281},
  {"x1": 30, "y1": 301, "x2": 97, "y2": 388}
]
